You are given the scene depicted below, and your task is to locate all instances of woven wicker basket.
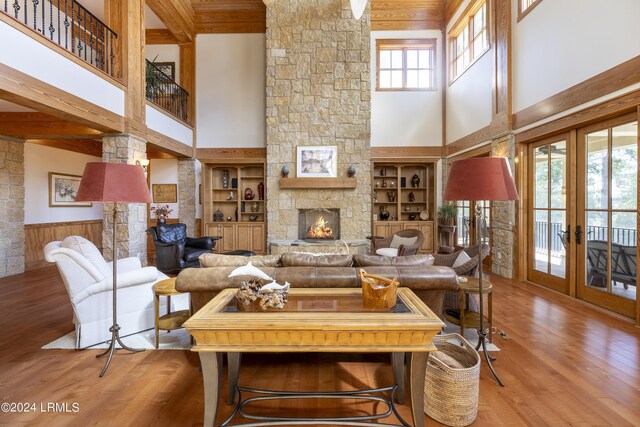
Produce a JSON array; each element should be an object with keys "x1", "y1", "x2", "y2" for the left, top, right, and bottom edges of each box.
[{"x1": 425, "y1": 333, "x2": 480, "y2": 426}]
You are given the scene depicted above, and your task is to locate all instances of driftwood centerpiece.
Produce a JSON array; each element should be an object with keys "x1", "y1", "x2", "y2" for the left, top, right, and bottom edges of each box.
[{"x1": 359, "y1": 269, "x2": 399, "y2": 309}]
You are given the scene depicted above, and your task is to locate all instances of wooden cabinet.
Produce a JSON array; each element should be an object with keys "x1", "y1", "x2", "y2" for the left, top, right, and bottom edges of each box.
[
  {"x1": 202, "y1": 161, "x2": 266, "y2": 254},
  {"x1": 372, "y1": 160, "x2": 437, "y2": 253}
]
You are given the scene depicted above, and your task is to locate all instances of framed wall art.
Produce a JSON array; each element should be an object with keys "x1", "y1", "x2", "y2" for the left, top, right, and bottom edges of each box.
[
  {"x1": 152, "y1": 184, "x2": 178, "y2": 203},
  {"x1": 48, "y1": 172, "x2": 92, "y2": 207},
  {"x1": 296, "y1": 146, "x2": 337, "y2": 178},
  {"x1": 155, "y1": 62, "x2": 176, "y2": 80}
]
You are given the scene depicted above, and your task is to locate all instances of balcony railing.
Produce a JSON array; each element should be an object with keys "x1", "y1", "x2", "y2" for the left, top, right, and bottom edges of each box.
[
  {"x1": 534, "y1": 221, "x2": 637, "y2": 254},
  {"x1": 146, "y1": 59, "x2": 189, "y2": 123},
  {"x1": 2, "y1": 0, "x2": 118, "y2": 78}
]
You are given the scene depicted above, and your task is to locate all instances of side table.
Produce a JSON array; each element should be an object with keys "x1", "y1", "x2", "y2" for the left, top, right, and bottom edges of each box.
[
  {"x1": 153, "y1": 278, "x2": 191, "y2": 349},
  {"x1": 444, "y1": 276, "x2": 493, "y2": 342}
]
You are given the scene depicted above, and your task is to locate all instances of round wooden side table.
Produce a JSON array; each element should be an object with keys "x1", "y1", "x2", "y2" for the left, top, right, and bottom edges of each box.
[
  {"x1": 444, "y1": 276, "x2": 493, "y2": 342},
  {"x1": 153, "y1": 277, "x2": 190, "y2": 349}
]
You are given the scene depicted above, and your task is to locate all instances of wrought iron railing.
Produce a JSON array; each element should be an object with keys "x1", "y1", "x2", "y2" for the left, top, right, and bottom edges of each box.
[
  {"x1": 534, "y1": 221, "x2": 637, "y2": 254},
  {"x1": 146, "y1": 59, "x2": 189, "y2": 122},
  {"x1": 2, "y1": 0, "x2": 118, "y2": 78}
]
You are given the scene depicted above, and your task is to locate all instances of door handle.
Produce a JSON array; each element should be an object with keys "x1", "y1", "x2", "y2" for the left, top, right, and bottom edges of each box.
[
  {"x1": 560, "y1": 225, "x2": 570, "y2": 244},
  {"x1": 575, "y1": 225, "x2": 583, "y2": 245}
]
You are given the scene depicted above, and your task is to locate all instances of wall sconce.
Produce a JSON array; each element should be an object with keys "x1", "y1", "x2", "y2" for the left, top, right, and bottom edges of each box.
[{"x1": 136, "y1": 159, "x2": 150, "y2": 177}]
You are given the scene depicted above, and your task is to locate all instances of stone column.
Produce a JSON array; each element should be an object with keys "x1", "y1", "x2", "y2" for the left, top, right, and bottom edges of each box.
[
  {"x1": 491, "y1": 133, "x2": 516, "y2": 278},
  {"x1": 0, "y1": 137, "x2": 25, "y2": 277},
  {"x1": 178, "y1": 158, "x2": 196, "y2": 236},
  {"x1": 102, "y1": 134, "x2": 148, "y2": 264}
]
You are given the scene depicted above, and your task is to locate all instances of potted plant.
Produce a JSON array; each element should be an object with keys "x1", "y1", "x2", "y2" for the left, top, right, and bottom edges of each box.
[
  {"x1": 151, "y1": 204, "x2": 173, "y2": 225},
  {"x1": 437, "y1": 203, "x2": 458, "y2": 252}
]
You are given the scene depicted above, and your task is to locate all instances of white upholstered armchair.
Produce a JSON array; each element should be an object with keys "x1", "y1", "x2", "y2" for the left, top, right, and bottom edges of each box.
[{"x1": 44, "y1": 236, "x2": 171, "y2": 348}]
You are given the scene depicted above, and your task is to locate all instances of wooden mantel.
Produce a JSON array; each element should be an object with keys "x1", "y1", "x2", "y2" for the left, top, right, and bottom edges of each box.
[{"x1": 279, "y1": 178, "x2": 357, "y2": 189}]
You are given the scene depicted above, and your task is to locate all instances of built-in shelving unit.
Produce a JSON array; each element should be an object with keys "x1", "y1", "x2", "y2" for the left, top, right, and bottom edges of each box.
[
  {"x1": 202, "y1": 161, "x2": 266, "y2": 254},
  {"x1": 371, "y1": 160, "x2": 438, "y2": 253}
]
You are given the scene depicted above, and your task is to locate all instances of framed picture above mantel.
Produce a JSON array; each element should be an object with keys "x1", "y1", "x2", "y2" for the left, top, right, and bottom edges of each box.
[{"x1": 297, "y1": 146, "x2": 337, "y2": 178}]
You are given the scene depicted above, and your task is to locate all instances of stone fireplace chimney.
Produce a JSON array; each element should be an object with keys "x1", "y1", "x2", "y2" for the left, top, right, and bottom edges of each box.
[{"x1": 265, "y1": 0, "x2": 372, "y2": 249}]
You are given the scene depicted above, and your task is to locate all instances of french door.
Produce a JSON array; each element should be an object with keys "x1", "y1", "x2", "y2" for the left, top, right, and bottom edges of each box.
[
  {"x1": 528, "y1": 135, "x2": 571, "y2": 293},
  {"x1": 528, "y1": 115, "x2": 638, "y2": 319},
  {"x1": 576, "y1": 115, "x2": 638, "y2": 318}
]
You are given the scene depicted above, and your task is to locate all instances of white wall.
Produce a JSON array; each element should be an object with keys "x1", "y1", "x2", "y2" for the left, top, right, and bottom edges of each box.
[
  {"x1": 150, "y1": 159, "x2": 179, "y2": 219},
  {"x1": 512, "y1": 0, "x2": 640, "y2": 114},
  {"x1": 445, "y1": 0, "x2": 493, "y2": 144},
  {"x1": 145, "y1": 105, "x2": 193, "y2": 145},
  {"x1": 1, "y1": 23, "x2": 125, "y2": 116},
  {"x1": 196, "y1": 34, "x2": 266, "y2": 148},
  {"x1": 146, "y1": 45, "x2": 181, "y2": 84},
  {"x1": 371, "y1": 30, "x2": 443, "y2": 147},
  {"x1": 24, "y1": 144, "x2": 103, "y2": 224}
]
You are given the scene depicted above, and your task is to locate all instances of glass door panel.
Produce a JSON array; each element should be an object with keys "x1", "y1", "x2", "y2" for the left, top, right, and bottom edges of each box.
[
  {"x1": 529, "y1": 139, "x2": 569, "y2": 291},
  {"x1": 579, "y1": 118, "x2": 637, "y2": 318}
]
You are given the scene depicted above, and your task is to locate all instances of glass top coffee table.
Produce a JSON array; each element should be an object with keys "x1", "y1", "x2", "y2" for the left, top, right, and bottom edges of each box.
[{"x1": 183, "y1": 288, "x2": 444, "y2": 427}]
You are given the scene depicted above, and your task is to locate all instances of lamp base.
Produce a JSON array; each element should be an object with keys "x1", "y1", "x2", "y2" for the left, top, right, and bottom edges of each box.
[
  {"x1": 96, "y1": 323, "x2": 144, "y2": 377},
  {"x1": 475, "y1": 327, "x2": 504, "y2": 386}
]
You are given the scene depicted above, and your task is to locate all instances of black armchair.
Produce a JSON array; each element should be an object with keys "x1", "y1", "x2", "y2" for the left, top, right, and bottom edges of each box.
[{"x1": 147, "y1": 223, "x2": 220, "y2": 274}]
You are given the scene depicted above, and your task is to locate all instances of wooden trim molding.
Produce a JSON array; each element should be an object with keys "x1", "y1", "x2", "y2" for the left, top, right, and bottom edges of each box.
[
  {"x1": 517, "y1": 0, "x2": 543, "y2": 22},
  {"x1": 196, "y1": 148, "x2": 267, "y2": 160},
  {"x1": 0, "y1": 64, "x2": 124, "y2": 134},
  {"x1": 513, "y1": 55, "x2": 640, "y2": 131},
  {"x1": 25, "y1": 220, "x2": 103, "y2": 270},
  {"x1": 515, "y1": 89, "x2": 640, "y2": 143},
  {"x1": 370, "y1": 146, "x2": 443, "y2": 158},
  {"x1": 490, "y1": 0, "x2": 512, "y2": 134},
  {"x1": 0, "y1": 14, "x2": 125, "y2": 89},
  {"x1": 146, "y1": 127, "x2": 194, "y2": 158},
  {"x1": 444, "y1": 0, "x2": 465, "y2": 26},
  {"x1": 446, "y1": 125, "x2": 492, "y2": 156}
]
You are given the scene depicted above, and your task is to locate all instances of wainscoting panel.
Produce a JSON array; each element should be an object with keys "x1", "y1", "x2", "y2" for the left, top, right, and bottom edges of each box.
[{"x1": 25, "y1": 220, "x2": 103, "y2": 270}]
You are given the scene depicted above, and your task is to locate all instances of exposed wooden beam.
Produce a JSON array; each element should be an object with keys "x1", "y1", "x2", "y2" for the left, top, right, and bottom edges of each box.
[
  {"x1": 124, "y1": 0, "x2": 146, "y2": 131},
  {"x1": 147, "y1": 0, "x2": 195, "y2": 43},
  {"x1": 443, "y1": 0, "x2": 464, "y2": 26},
  {"x1": 146, "y1": 29, "x2": 180, "y2": 45},
  {"x1": 196, "y1": 147, "x2": 266, "y2": 159},
  {"x1": 180, "y1": 42, "x2": 196, "y2": 125},
  {"x1": 371, "y1": 146, "x2": 443, "y2": 158},
  {"x1": 489, "y1": 0, "x2": 512, "y2": 136},
  {"x1": 104, "y1": 0, "x2": 124, "y2": 80},
  {"x1": 0, "y1": 113, "x2": 103, "y2": 139},
  {"x1": 0, "y1": 64, "x2": 124, "y2": 134},
  {"x1": 26, "y1": 138, "x2": 103, "y2": 157},
  {"x1": 147, "y1": 128, "x2": 194, "y2": 158},
  {"x1": 446, "y1": 125, "x2": 492, "y2": 156}
]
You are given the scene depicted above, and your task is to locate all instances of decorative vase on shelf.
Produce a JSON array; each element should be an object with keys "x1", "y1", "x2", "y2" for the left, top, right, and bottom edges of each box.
[
  {"x1": 257, "y1": 182, "x2": 264, "y2": 200},
  {"x1": 411, "y1": 174, "x2": 420, "y2": 188},
  {"x1": 244, "y1": 188, "x2": 255, "y2": 200},
  {"x1": 409, "y1": 192, "x2": 415, "y2": 202},
  {"x1": 213, "y1": 209, "x2": 224, "y2": 222},
  {"x1": 251, "y1": 201, "x2": 259, "y2": 212},
  {"x1": 379, "y1": 205, "x2": 390, "y2": 221},
  {"x1": 156, "y1": 215, "x2": 166, "y2": 225},
  {"x1": 222, "y1": 169, "x2": 230, "y2": 189}
]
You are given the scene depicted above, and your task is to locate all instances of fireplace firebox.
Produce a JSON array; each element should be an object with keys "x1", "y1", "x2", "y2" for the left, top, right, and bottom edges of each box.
[{"x1": 298, "y1": 209, "x2": 340, "y2": 241}]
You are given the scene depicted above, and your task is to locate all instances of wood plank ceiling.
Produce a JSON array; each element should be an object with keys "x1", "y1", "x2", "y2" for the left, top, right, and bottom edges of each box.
[{"x1": 189, "y1": 0, "x2": 449, "y2": 33}]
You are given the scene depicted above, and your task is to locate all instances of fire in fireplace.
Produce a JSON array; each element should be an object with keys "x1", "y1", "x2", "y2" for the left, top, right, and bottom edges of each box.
[{"x1": 298, "y1": 208, "x2": 340, "y2": 241}]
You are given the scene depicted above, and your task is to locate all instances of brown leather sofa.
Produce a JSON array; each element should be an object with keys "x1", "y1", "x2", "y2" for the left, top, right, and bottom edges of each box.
[{"x1": 175, "y1": 252, "x2": 459, "y2": 317}]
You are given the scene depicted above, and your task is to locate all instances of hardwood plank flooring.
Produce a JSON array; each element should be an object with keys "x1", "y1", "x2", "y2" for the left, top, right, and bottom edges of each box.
[{"x1": 0, "y1": 267, "x2": 639, "y2": 426}]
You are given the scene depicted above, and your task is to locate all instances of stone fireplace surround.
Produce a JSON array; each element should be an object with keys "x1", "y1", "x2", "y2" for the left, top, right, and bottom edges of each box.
[{"x1": 264, "y1": 0, "x2": 372, "y2": 255}]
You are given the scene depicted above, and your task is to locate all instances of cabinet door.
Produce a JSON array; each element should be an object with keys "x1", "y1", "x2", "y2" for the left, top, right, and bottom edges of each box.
[
  {"x1": 235, "y1": 224, "x2": 252, "y2": 251},
  {"x1": 403, "y1": 222, "x2": 434, "y2": 253},
  {"x1": 373, "y1": 223, "x2": 389, "y2": 238},
  {"x1": 218, "y1": 224, "x2": 236, "y2": 252},
  {"x1": 251, "y1": 224, "x2": 265, "y2": 253}
]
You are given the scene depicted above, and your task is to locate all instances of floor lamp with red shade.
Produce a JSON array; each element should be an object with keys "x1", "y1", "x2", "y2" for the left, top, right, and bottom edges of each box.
[
  {"x1": 443, "y1": 157, "x2": 519, "y2": 386},
  {"x1": 75, "y1": 162, "x2": 152, "y2": 377}
]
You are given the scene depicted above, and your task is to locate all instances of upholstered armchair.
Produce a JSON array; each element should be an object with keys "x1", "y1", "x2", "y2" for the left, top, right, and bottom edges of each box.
[
  {"x1": 44, "y1": 236, "x2": 170, "y2": 348},
  {"x1": 372, "y1": 229, "x2": 425, "y2": 257},
  {"x1": 147, "y1": 223, "x2": 219, "y2": 274}
]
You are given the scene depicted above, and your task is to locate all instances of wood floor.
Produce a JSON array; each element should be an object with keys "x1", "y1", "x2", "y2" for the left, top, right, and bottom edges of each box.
[{"x1": 0, "y1": 266, "x2": 639, "y2": 426}]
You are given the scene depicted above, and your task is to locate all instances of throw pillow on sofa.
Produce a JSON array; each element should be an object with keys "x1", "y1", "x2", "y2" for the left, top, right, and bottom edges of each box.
[{"x1": 452, "y1": 250, "x2": 472, "y2": 268}]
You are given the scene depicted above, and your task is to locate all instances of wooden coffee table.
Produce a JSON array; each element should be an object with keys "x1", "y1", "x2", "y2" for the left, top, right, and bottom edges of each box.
[{"x1": 183, "y1": 287, "x2": 444, "y2": 427}]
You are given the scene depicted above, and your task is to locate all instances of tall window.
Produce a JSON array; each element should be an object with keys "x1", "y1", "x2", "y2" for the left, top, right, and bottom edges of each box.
[
  {"x1": 449, "y1": 0, "x2": 489, "y2": 82},
  {"x1": 518, "y1": 0, "x2": 543, "y2": 21},
  {"x1": 376, "y1": 39, "x2": 437, "y2": 91}
]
